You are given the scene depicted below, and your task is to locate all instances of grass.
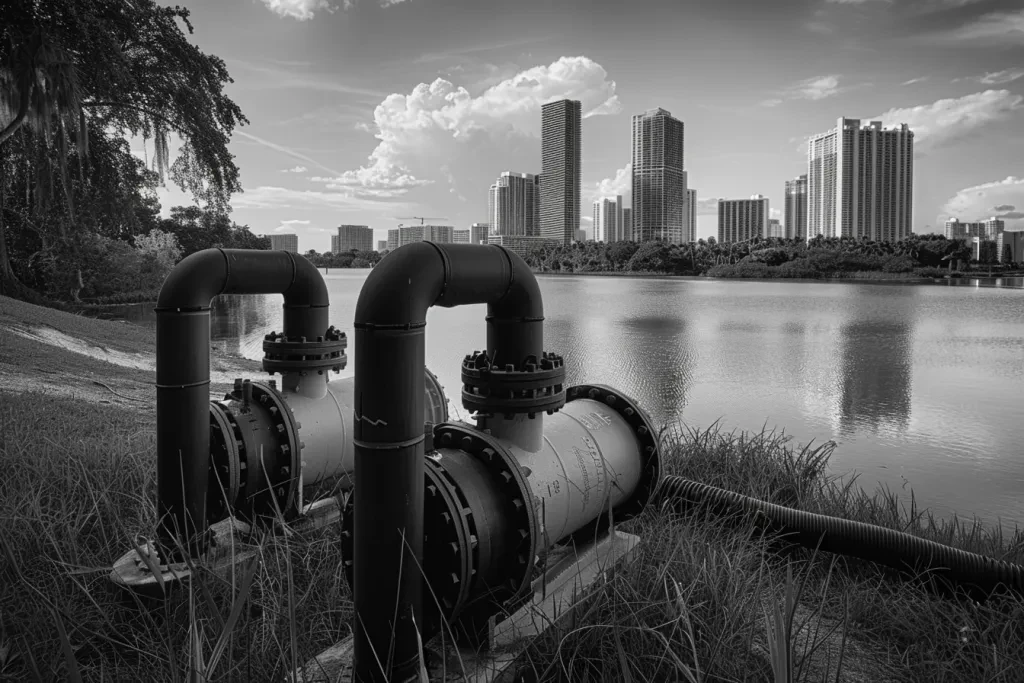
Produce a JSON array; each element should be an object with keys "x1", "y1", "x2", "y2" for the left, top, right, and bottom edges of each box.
[{"x1": 2, "y1": 392, "x2": 1024, "y2": 682}]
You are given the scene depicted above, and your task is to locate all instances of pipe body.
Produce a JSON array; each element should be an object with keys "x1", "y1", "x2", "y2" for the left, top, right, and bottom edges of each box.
[
  {"x1": 511, "y1": 398, "x2": 644, "y2": 543},
  {"x1": 207, "y1": 369, "x2": 450, "y2": 525},
  {"x1": 156, "y1": 248, "x2": 328, "y2": 556},
  {"x1": 351, "y1": 242, "x2": 543, "y2": 683},
  {"x1": 340, "y1": 384, "x2": 662, "y2": 646},
  {"x1": 278, "y1": 370, "x2": 450, "y2": 491}
]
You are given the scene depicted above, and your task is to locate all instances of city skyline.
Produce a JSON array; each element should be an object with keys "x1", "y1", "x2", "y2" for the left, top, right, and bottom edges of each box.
[{"x1": 138, "y1": 0, "x2": 1024, "y2": 252}]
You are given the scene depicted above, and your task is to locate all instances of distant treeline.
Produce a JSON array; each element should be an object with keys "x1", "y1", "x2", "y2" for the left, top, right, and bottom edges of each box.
[
  {"x1": 302, "y1": 249, "x2": 384, "y2": 269},
  {"x1": 520, "y1": 234, "x2": 1005, "y2": 279}
]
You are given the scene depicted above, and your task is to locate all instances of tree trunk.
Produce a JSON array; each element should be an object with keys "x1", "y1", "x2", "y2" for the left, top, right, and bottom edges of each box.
[
  {"x1": 71, "y1": 267, "x2": 83, "y2": 303},
  {"x1": 0, "y1": 149, "x2": 19, "y2": 293}
]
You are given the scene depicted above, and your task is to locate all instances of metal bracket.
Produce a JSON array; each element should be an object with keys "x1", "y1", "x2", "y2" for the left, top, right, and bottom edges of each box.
[{"x1": 294, "y1": 529, "x2": 640, "y2": 682}]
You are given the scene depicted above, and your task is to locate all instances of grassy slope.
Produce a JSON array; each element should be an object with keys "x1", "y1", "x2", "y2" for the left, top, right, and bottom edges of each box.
[
  {"x1": 0, "y1": 294, "x2": 260, "y2": 409},
  {"x1": 1, "y1": 297, "x2": 1023, "y2": 682}
]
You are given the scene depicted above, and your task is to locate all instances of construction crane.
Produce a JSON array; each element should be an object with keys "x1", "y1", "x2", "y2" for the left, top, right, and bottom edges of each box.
[{"x1": 397, "y1": 216, "x2": 448, "y2": 226}]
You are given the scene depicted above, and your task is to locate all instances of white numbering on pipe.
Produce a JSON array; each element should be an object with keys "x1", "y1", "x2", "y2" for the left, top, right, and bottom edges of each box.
[
  {"x1": 570, "y1": 445, "x2": 593, "y2": 508},
  {"x1": 581, "y1": 435, "x2": 606, "y2": 497},
  {"x1": 577, "y1": 411, "x2": 614, "y2": 432}
]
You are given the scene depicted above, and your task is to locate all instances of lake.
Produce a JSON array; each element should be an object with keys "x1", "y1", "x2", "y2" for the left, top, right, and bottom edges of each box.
[{"x1": 100, "y1": 271, "x2": 1024, "y2": 530}]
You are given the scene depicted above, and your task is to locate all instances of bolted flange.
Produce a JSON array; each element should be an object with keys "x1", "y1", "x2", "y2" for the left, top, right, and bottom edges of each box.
[
  {"x1": 262, "y1": 326, "x2": 347, "y2": 376},
  {"x1": 461, "y1": 350, "x2": 566, "y2": 418}
]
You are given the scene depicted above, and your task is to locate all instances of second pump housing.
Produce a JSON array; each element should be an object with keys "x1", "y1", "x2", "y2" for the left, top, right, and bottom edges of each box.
[{"x1": 341, "y1": 348, "x2": 662, "y2": 644}]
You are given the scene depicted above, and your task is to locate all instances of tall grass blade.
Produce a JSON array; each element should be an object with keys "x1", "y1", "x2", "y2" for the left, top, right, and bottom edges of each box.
[{"x1": 51, "y1": 608, "x2": 83, "y2": 683}]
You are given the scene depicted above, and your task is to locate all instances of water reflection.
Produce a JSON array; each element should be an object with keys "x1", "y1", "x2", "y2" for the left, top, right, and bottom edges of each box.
[
  {"x1": 210, "y1": 295, "x2": 273, "y2": 358},
  {"x1": 835, "y1": 288, "x2": 916, "y2": 436},
  {"x1": 837, "y1": 320, "x2": 913, "y2": 435},
  {"x1": 613, "y1": 314, "x2": 695, "y2": 426}
]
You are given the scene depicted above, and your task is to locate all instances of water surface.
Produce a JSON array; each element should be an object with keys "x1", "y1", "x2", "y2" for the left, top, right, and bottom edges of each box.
[{"x1": 100, "y1": 272, "x2": 1024, "y2": 529}]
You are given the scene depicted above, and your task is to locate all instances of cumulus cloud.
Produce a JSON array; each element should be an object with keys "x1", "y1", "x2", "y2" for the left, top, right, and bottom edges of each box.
[
  {"x1": 696, "y1": 198, "x2": 719, "y2": 215},
  {"x1": 260, "y1": 0, "x2": 332, "y2": 20},
  {"x1": 589, "y1": 163, "x2": 631, "y2": 204},
  {"x1": 281, "y1": 166, "x2": 308, "y2": 173},
  {"x1": 977, "y1": 68, "x2": 1024, "y2": 85},
  {"x1": 930, "y1": 9, "x2": 1024, "y2": 45},
  {"x1": 231, "y1": 186, "x2": 416, "y2": 213},
  {"x1": 870, "y1": 90, "x2": 1023, "y2": 151},
  {"x1": 940, "y1": 176, "x2": 1024, "y2": 227},
  {"x1": 337, "y1": 56, "x2": 621, "y2": 197},
  {"x1": 274, "y1": 219, "x2": 311, "y2": 232},
  {"x1": 763, "y1": 75, "x2": 854, "y2": 108},
  {"x1": 260, "y1": 0, "x2": 409, "y2": 18},
  {"x1": 796, "y1": 75, "x2": 843, "y2": 100}
]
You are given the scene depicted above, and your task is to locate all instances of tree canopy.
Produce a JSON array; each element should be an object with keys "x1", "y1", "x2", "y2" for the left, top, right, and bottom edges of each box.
[{"x1": 0, "y1": 0, "x2": 249, "y2": 299}]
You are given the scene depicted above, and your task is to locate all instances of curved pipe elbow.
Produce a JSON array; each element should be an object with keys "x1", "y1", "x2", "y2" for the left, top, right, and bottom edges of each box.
[
  {"x1": 354, "y1": 242, "x2": 447, "y2": 327},
  {"x1": 353, "y1": 242, "x2": 543, "y2": 327},
  {"x1": 158, "y1": 248, "x2": 330, "y2": 312},
  {"x1": 282, "y1": 251, "x2": 330, "y2": 309},
  {"x1": 157, "y1": 249, "x2": 230, "y2": 310}
]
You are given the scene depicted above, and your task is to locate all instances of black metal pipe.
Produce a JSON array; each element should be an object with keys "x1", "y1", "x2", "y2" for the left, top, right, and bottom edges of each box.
[
  {"x1": 351, "y1": 241, "x2": 543, "y2": 683},
  {"x1": 156, "y1": 248, "x2": 329, "y2": 558}
]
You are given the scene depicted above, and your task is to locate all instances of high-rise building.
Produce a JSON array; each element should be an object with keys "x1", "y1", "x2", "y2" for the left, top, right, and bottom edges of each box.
[
  {"x1": 470, "y1": 223, "x2": 489, "y2": 245},
  {"x1": 945, "y1": 217, "x2": 1004, "y2": 240},
  {"x1": 377, "y1": 240, "x2": 387, "y2": 252},
  {"x1": 334, "y1": 224, "x2": 373, "y2": 253},
  {"x1": 539, "y1": 99, "x2": 582, "y2": 246},
  {"x1": 489, "y1": 172, "x2": 540, "y2": 236},
  {"x1": 269, "y1": 234, "x2": 298, "y2": 253},
  {"x1": 784, "y1": 174, "x2": 808, "y2": 240},
  {"x1": 397, "y1": 224, "x2": 455, "y2": 247},
  {"x1": 622, "y1": 208, "x2": 632, "y2": 240},
  {"x1": 807, "y1": 118, "x2": 914, "y2": 242},
  {"x1": 768, "y1": 218, "x2": 783, "y2": 238},
  {"x1": 982, "y1": 217, "x2": 1005, "y2": 240},
  {"x1": 632, "y1": 107, "x2": 687, "y2": 244},
  {"x1": 718, "y1": 195, "x2": 769, "y2": 243},
  {"x1": 453, "y1": 229, "x2": 470, "y2": 243},
  {"x1": 387, "y1": 229, "x2": 399, "y2": 251},
  {"x1": 686, "y1": 188, "x2": 696, "y2": 242},
  {"x1": 593, "y1": 195, "x2": 627, "y2": 242},
  {"x1": 574, "y1": 229, "x2": 587, "y2": 242},
  {"x1": 997, "y1": 230, "x2": 1024, "y2": 264}
]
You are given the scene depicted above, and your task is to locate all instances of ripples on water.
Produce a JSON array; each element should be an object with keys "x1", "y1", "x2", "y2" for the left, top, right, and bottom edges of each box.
[{"x1": 99, "y1": 271, "x2": 1024, "y2": 530}]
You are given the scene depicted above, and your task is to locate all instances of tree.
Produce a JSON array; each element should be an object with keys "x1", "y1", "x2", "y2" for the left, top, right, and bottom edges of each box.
[
  {"x1": 134, "y1": 228, "x2": 181, "y2": 270},
  {"x1": 0, "y1": 0, "x2": 247, "y2": 297}
]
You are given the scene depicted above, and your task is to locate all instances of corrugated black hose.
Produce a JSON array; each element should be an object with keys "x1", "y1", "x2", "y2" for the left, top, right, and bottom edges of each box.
[{"x1": 655, "y1": 476, "x2": 1024, "y2": 598}]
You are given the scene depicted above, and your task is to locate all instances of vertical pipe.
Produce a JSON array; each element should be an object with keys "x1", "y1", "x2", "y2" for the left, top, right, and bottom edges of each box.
[
  {"x1": 351, "y1": 242, "x2": 544, "y2": 683},
  {"x1": 352, "y1": 327, "x2": 426, "y2": 681},
  {"x1": 155, "y1": 309, "x2": 212, "y2": 558},
  {"x1": 155, "y1": 248, "x2": 329, "y2": 558}
]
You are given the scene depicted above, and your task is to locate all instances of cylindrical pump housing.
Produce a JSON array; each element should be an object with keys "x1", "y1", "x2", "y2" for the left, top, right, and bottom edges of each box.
[
  {"x1": 340, "y1": 384, "x2": 661, "y2": 640},
  {"x1": 207, "y1": 368, "x2": 449, "y2": 524}
]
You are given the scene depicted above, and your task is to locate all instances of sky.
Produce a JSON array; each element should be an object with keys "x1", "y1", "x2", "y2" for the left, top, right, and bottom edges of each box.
[{"x1": 142, "y1": 0, "x2": 1024, "y2": 252}]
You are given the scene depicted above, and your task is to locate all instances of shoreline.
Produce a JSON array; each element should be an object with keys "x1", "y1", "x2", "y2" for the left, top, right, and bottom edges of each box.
[{"x1": 532, "y1": 270, "x2": 1024, "y2": 285}]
